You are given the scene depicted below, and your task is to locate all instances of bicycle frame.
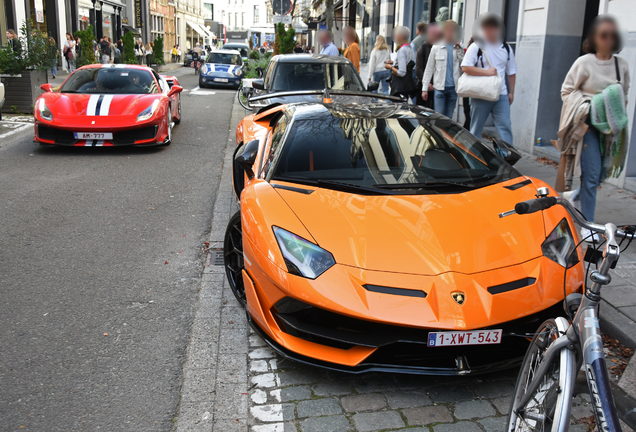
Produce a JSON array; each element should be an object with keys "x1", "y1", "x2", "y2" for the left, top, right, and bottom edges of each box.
[{"x1": 512, "y1": 198, "x2": 628, "y2": 432}]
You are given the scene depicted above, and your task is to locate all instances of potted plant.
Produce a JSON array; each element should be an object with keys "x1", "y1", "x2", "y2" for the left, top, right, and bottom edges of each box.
[
  {"x1": 151, "y1": 36, "x2": 165, "y2": 72},
  {"x1": 0, "y1": 20, "x2": 57, "y2": 113}
]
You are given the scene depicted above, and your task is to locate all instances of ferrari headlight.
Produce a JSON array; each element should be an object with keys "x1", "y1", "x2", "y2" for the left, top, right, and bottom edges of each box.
[
  {"x1": 137, "y1": 99, "x2": 160, "y2": 122},
  {"x1": 273, "y1": 227, "x2": 335, "y2": 279},
  {"x1": 38, "y1": 99, "x2": 53, "y2": 121},
  {"x1": 542, "y1": 219, "x2": 579, "y2": 268}
]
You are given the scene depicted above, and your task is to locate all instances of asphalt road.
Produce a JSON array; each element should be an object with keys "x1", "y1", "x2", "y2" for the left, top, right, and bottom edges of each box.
[{"x1": 0, "y1": 69, "x2": 235, "y2": 431}]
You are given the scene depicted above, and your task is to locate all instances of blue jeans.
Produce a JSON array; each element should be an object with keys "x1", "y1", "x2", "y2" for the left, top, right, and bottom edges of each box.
[
  {"x1": 434, "y1": 86, "x2": 458, "y2": 118},
  {"x1": 469, "y1": 94, "x2": 513, "y2": 145},
  {"x1": 579, "y1": 127, "x2": 602, "y2": 222},
  {"x1": 51, "y1": 65, "x2": 57, "y2": 77},
  {"x1": 372, "y1": 70, "x2": 390, "y2": 95}
]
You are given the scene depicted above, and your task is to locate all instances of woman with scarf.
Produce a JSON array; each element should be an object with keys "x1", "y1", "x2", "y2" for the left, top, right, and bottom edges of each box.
[{"x1": 557, "y1": 15, "x2": 630, "y2": 240}]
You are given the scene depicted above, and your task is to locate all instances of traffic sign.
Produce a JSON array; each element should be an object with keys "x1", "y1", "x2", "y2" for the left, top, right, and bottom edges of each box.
[
  {"x1": 272, "y1": 0, "x2": 292, "y2": 15},
  {"x1": 273, "y1": 15, "x2": 292, "y2": 24}
]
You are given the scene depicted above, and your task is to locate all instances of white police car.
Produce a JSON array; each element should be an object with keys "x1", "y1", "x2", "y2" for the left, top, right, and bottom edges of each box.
[{"x1": 199, "y1": 49, "x2": 244, "y2": 89}]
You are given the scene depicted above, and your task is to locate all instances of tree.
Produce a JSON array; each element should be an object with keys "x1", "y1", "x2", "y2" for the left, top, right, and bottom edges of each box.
[
  {"x1": 74, "y1": 25, "x2": 97, "y2": 67},
  {"x1": 122, "y1": 31, "x2": 138, "y2": 64},
  {"x1": 153, "y1": 36, "x2": 165, "y2": 65},
  {"x1": 325, "y1": 0, "x2": 333, "y2": 31},
  {"x1": 273, "y1": 23, "x2": 295, "y2": 55}
]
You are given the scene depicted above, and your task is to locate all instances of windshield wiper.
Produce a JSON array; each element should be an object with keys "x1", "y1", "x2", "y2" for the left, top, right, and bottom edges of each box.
[
  {"x1": 373, "y1": 180, "x2": 477, "y2": 189},
  {"x1": 273, "y1": 177, "x2": 391, "y2": 195}
]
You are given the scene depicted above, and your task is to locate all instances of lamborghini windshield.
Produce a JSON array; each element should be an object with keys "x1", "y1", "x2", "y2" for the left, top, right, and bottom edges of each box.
[
  {"x1": 270, "y1": 114, "x2": 520, "y2": 193},
  {"x1": 271, "y1": 63, "x2": 365, "y2": 92},
  {"x1": 59, "y1": 68, "x2": 159, "y2": 94}
]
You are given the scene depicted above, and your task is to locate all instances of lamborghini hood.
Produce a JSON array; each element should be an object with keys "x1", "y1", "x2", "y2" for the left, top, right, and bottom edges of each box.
[
  {"x1": 275, "y1": 179, "x2": 546, "y2": 276},
  {"x1": 42, "y1": 92, "x2": 161, "y2": 117}
]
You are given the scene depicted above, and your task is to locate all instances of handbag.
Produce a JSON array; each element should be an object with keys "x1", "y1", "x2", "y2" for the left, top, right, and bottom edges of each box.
[{"x1": 456, "y1": 51, "x2": 502, "y2": 102}]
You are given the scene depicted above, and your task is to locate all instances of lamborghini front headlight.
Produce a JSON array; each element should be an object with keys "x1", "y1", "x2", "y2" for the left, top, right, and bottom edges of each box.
[
  {"x1": 542, "y1": 219, "x2": 579, "y2": 268},
  {"x1": 273, "y1": 227, "x2": 335, "y2": 279}
]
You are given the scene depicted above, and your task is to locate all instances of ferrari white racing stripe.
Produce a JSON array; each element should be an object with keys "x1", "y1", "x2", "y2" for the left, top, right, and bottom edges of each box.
[
  {"x1": 87, "y1": 95, "x2": 100, "y2": 116},
  {"x1": 99, "y1": 95, "x2": 113, "y2": 116},
  {"x1": 95, "y1": 140, "x2": 104, "y2": 146}
]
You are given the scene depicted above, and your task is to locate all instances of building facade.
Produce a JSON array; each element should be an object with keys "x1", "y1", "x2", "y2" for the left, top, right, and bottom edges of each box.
[
  {"x1": 204, "y1": 0, "x2": 272, "y2": 45},
  {"x1": 149, "y1": 0, "x2": 176, "y2": 62}
]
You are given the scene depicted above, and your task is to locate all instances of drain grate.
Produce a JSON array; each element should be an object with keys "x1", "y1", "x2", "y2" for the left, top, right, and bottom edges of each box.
[{"x1": 211, "y1": 248, "x2": 224, "y2": 266}]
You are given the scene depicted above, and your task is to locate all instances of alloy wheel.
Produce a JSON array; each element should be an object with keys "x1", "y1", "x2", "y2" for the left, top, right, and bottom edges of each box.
[{"x1": 224, "y1": 211, "x2": 246, "y2": 307}]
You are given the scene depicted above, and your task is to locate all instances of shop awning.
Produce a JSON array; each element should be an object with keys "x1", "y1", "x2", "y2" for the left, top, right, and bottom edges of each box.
[
  {"x1": 187, "y1": 21, "x2": 208, "y2": 39},
  {"x1": 123, "y1": 25, "x2": 141, "y2": 36}
]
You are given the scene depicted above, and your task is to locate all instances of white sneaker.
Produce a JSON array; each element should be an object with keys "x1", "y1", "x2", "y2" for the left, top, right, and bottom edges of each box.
[
  {"x1": 562, "y1": 188, "x2": 580, "y2": 205},
  {"x1": 580, "y1": 227, "x2": 602, "y2": 243}
]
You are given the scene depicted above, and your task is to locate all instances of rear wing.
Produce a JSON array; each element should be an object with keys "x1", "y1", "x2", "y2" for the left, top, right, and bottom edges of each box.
[{"x1": 247, "y1": 89, "x2": 405, "y2": 109}]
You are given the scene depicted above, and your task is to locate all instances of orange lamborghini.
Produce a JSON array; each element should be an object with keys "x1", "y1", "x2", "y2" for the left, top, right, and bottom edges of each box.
[{"x1": 224, "y1": 100, "x2": 585, "y2": 375}]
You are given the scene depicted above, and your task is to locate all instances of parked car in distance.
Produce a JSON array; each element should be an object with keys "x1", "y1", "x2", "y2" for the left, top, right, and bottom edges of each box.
[
  {"x1": 245, "y1": 54, "x2": 380, "y2": 108},
  {"x1": 221, "y1": 43, "x2": 249, "y2": 61},
  {"x1": 199, "y1": 49, "x2": 244, "y2": 89}
]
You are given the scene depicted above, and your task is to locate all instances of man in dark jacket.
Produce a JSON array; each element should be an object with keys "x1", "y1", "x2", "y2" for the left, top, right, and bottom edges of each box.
[{"x1": 415, "y1": 24, "x2": 440, "y2": 108}]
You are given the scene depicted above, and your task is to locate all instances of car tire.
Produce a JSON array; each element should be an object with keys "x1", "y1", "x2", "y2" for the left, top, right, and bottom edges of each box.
[
  {"x1": 224, "y1": 211, "x2": 247, "y2": 308},
  {"x1": 161, "y1": 109, "x2": 172, "y2": 146},
  {"x1": 174, "y1": 98, "x2": 181, "y2": 125}
]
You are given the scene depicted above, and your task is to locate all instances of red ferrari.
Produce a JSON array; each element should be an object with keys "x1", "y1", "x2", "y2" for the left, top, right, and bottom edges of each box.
[{"x1": 33, "y1": 64, "x2": 183, "y2": 147}]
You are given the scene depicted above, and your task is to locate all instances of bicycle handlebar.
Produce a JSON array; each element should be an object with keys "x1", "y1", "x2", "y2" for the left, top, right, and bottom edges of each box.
[{"x1": 504, "y1": 196, "x2": 634, "y2": 240}]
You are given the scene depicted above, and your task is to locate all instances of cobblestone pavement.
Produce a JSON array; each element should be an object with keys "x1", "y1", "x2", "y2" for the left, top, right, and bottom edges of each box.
[{"x1": 173, "y1": 98, "x2": 632, "y2": 432}]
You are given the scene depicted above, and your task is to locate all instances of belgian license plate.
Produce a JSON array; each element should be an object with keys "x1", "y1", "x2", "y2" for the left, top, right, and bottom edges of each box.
[
  {"x1": 74, "y1": 132, "x2": 113, "y2": 140},
  {"x1": 214, "y1": 78, "x2": 229, "y2": 83},
  {"x1": 427, "y1": 329, "x2": 502, "y2": 347}
]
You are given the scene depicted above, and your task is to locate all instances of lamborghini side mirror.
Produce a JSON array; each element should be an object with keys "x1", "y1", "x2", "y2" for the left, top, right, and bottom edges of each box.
[
  {"x1": 367, "y1": 81, "x2": 379, "y2": 92},
  {"x1": 235, "y1": 139, "x2": 259, "y2": 179},
  {"x1": 492, "y1": 137, "x2": 522, "y2": 166},
  {"x1": 252, "y1": 79, "x2": 265, "y2": 90}
]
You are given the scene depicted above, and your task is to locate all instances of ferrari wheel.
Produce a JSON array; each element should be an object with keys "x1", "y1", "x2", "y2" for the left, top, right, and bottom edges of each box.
[
  {"x1": 161, "y1": 110, "x2": 173, "y2": 146},
  {"x1": 174, "y1": 98, "x2": 181, "y2": 125},
  {"x1": 224, "y1": 211, "x2": 246, "y2": 307}
]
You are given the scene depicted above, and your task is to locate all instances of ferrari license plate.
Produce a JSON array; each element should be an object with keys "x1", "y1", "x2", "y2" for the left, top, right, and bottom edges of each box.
[
  {"x1": 214, "y1": 78, "x2": 229, "y2": 83},
  {"x1": 73, "y1": 132, "x2": 113, "y2": 140},
  {"x1": 427, "y1": 329, "x2": 502, "y2": 347}
]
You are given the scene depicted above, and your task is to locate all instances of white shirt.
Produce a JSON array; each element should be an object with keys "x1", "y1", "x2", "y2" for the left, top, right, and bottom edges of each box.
[
  {"x1": 367, "y1": 48, "x2": 390, "y2": 80},
  {"x1": 321, "y1": 42, "x2": 339, "y2": 56},
  {"x1": 462, "y1": 41, "x2": 517, "y2": 95}
]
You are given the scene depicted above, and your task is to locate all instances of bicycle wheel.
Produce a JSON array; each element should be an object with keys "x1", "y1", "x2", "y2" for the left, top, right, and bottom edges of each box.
[
  {"x1": 507, "y1": 317, "x2": 575, "y2": 432},
  {"x1": 237, "y1": 83, "x2": 253, "y2": 111}
]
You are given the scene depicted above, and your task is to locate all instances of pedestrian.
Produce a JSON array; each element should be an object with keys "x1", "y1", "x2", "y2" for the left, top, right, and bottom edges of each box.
[
  {"x1": 109, "y1": 37, "x2": 117, "y2": 63},
  {"x1": 367, "y1": 35, "x2": 391, "y2": 94},
  {"x1": 294, "y1": 43, "x2": 303, "y2": 54},
  {"x1": 319, "y1": 30, "x2": 339, "y2": 56},
  {"x1": 177, "y1": 45, "x2": 182, "y2": 61},
  {"x1": 75, "y1": 36, "x2": 81, "y2": 60},
  {"x1": 48, "y1": 37, "x2": 59, "y2": 79},
  {"x1": 421, "y1": 20, "x2": 463, "y2": 118},
  {"x1": 135, "y1": 42, "x2": 143, "y2": 64},
  {"x1": 415, "y1": 23, "x2": 440, "y2": 108},
  {"x1": 385, "y1": 26, "x2": 417, "y2": 101},
  {"x1": 64, "y1": 32, "x2": 77, "y2": 72},
  {"x1": 145, "y1": 43, "x2": 153, "y2": 65},
  {"x1": 100, "y1": 37, "x2": 111, "y2": 64},
  {"x1": 462, "y1": 37, "x2": 475, "y2": 129},
  {"x1": 461, "y1": 13, "x2": 516, "y2": 145},
  {"x1": 172, "y1": 45, "x2": 178, "y2": 62},
  {"x1": 557, "y1": 15, "x2": 630, "y2": 237},
  {"x1": 411, "y1": 21, "x2": 427, "y2": 53},
  {"x1": 6, "y1": 29, "x2": 21, "y2": 55},
  {"x1": 343, "y1": 26, "x2": 360, "y2": 73}
]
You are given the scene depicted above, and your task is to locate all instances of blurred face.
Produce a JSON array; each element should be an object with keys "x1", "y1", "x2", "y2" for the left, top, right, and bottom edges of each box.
[
  {"x1": 319, "y1": 32, "x2": 330, "y2": 46},
  {"x1": 482, "y1": 23, "x2": 500, "y2": 43},
  {"x1": 594, "y1": 21, "x2": 618, "y2": 54},
  {"x1": 442, "y1": 23, "x2": 456, "y2": 43},
  {"x1": 427, "y1": 26, "x2": 441, "y2": 43}
]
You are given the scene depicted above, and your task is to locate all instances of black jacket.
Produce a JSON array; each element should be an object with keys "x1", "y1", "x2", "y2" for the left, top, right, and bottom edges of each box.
[
  {"x1": 8, "y1": 38, "x2": 21, "y2": 55},
  {"x1": 416, "y1": 42, "x2": 433, "y2": 88}
]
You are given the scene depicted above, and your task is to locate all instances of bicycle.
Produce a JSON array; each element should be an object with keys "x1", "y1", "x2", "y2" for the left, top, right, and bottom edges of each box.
[
  {"x1": 503, "y1": 190, "x2": 635, "y2": 432},
  {"x1": 236, "y1": 67, "x2": 264, "y2": 111}
]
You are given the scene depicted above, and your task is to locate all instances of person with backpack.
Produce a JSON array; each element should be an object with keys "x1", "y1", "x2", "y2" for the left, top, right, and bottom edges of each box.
[
  {"x1": 421, "y1": 20, "x2": 464, "y2": 118},
  {"x1": 64, "y1": 32, "x2": 77, "y2": 72},
  {"x1": 99, "y1": 37, "x2": 111, "y2": 64},
  {"x1": 461, "y1": 14, "x2": 517, "y2": 145}
]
